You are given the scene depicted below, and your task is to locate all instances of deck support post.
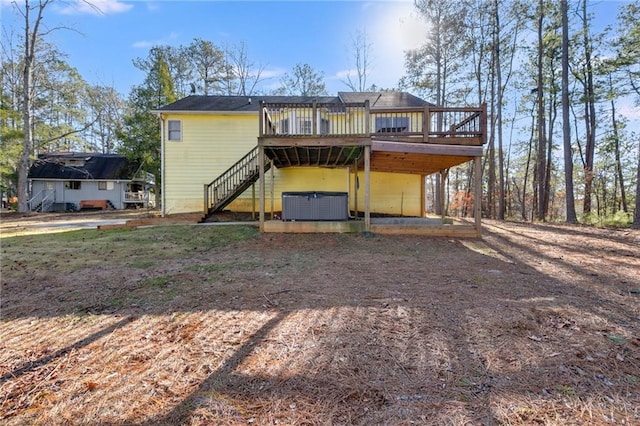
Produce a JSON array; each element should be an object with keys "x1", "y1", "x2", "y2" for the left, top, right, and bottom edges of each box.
[
  {"x1": 440, "y1": 169, "x2": 449, "y2": 222},
  {"x1": 364, "y1": 144, "x2": 371, "y2": 231},
  {"x1": 353, "y1": 158, "x2": 359, "y2": 219},
  {"x1": 259, "y1": 144, "x2": 265, "y2": 232},
  {"x1": 474, "y1": 155, "x2": 482, "y2": 236},
  {"x1": 270, "y1": 159, "x2": 274, "y2": 220},
  {"x1": 252, "y1": 183, "x2": 256, "y2": 220},
  {"x1": 203, "y1": 184, "x2": 208, "y2": 216},
  {"x1": 420, "y1": 175, "x2": 426, "y2": 217}
]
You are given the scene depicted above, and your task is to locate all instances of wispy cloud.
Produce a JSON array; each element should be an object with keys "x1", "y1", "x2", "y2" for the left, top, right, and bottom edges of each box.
[
  {"x1": 57, "y1": 0, "x2": 133, "y2": 16},
  {"x1": 334, "y1": 69, "x2": 354, "y2": 80},
  {"x1": 132, "y1": 32, "x2": 180, "y2": 49},
  {"x1": 260, "y1": 67, "x2": 286, "y2": 80}
]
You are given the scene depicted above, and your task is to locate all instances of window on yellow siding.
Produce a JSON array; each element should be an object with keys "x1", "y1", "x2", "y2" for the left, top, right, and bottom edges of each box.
[{"x1": 167, "y1": 120, "x2": 182, "y2": 141}]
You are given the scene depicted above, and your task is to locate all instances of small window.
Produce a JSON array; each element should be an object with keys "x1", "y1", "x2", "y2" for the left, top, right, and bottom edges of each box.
[
  {"x1": 375, "y1": 116, "x2": 410, "y2": 133},
  {"x1": 167, "y1": 120, "x2": 182, "y2": 141},
  {"x1": 98, "y1": 181, "x2": 114, "y2": 190},
  {"x1": 298, "y1": 119, "x2": 312, "y2": 135},
  {"x1": 280, "y1": 118, "x2": 289, "y2": 134},
  {"x1": 65, "y1": 181, "x2": 81, "y2": 190},
  {"x1": 320, "y1": 118, "x2": 330, "y2": 134}
]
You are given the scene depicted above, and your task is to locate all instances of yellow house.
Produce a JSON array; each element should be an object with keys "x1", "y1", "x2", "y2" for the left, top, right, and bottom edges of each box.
[{"x1": 155, "y1": 92, "x2": 486, "y2": 236}]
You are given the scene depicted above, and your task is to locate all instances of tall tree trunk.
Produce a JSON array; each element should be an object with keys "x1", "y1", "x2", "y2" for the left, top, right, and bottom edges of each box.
[
  {"x1": 581, "y1": 0, "x2": 597, "y2": 216},
  {"x1": 494, "y1": 1, "x2": 505, "y2": 220},
  {"x1": 17, "y1": 0, "x2": 49, "y2": 213},
  {"x1": 608, "y1": 75, "x2": 628, "y2": 213},
  {"x1": 535, "y1": 0, "x2": 547, "y2": 221},
  {"x1": 488, "y1": 52, "x2": 496, "y2": 219},
  {"x1": 634, "y1": 140, "x2": 640, "y2": 227},
  {"x1": 523, "y1": 102, "x2": 536, "y2": 221},
  {"x1": 561, "y1": 0, "x2": 577, "y2": 223},
  {"x1": 434, "y1": 17, "x2": 444, "y2": 216}
]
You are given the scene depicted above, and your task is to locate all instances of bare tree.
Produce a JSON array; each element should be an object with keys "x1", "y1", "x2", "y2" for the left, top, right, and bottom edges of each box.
[
  {"x1": 16, "y1": 0, "x2": 52, "y2": 213},
  {"x1": 224, "y1": 41, "x2": 265, "y2": 96},
  {"x1": 343, "y1": 29, "x2": 374, "y2": 92}
]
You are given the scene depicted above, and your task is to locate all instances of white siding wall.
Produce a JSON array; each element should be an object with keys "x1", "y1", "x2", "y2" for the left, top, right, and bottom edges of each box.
[{"x1": 30, "y1": 180, "x2": 126, "y2": 210}]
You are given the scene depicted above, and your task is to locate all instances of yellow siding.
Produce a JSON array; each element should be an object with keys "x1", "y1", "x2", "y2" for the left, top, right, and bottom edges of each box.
[
  {"x1": 231, "y1": 167, "x2": 423, "y2": 217},
  {"x1": 162, "y1": 112, "x2": 423, "y2": 217},
  {"x1": 163, "y1": 113, "x2": 258, "y2": 214}
]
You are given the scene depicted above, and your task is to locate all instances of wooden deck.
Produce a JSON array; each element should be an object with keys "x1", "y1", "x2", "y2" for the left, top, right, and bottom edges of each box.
[
  {"x1": 255, "y1": 100, "x2": 486, "y2": 235},
  {"x1": 258, "y1": 101, "x2": 486, "y2": 174}
]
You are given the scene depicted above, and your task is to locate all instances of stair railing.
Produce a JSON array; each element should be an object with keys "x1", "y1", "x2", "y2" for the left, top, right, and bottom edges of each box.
[
  {"x1": 27, "y1": 189, "x2": 55, "y2": 212},
  {"x1": 204, "y1": 146, "x2": 269, "y2": 215},
  {"x1": 28, "y1": 189, "x2": 45, "y2": 211},
  {"x1": 41, "y1": 190, "x2": 55, "y2": 212}
]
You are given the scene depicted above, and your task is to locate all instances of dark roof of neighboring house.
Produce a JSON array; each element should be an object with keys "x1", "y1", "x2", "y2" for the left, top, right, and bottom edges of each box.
[
  {"x1": 28, "y1": 153, "x2": 141, "y2": 181},
  {"x1": 338, "y1": 92, "x2": 434, "y2": 108},
  {"x1": 154, "y1": 92, "x2": 433, "y2": 113}
]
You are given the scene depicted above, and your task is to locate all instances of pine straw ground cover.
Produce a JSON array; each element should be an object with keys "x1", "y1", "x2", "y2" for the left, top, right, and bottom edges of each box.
[{"x1": 1, "y1": 219, "x2": 639, "y2": 425}]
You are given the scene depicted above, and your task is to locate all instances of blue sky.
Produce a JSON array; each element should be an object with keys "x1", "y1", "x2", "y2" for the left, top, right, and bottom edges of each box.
[
  {"x1": 0, "y1": 0, "x2": 633, "y2": 101},
  {"x1": 1, "y1": 0, "x2": 431, "y2": 96}
]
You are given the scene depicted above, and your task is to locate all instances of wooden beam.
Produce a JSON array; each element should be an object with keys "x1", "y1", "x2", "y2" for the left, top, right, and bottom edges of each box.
[
  {"x1": 474, "y1": 155, "x2": 482, "y2": 236},
  {"x1": 372, "y1": 140, "x2": 483, "y2": 156},
  {"x1": 364, "y1": 145, "x2": 371, "y2": 231},
  {"x1": 252, "y1": 183, "x2": 256, "y2": 220},
  {"x1": 420, "y1": 175, "x2": 425, "y2": 217},
  {"x1": 259, "y1": 145, "x2": 265, "y2": 232},
  {"x1": 334, "y1": 146, "x2": 346, "y2": 166},
  {"x1": 354, "y1": 157, "x2": 359, "y2": 218},
  {"x1": 370, "y1": 152, "x2": 473, "y2": 175},
  {"x1": 440, "y1": 169, "x2": 449, "y2": 220},
  {"x1": 270, "y1": 160, "x2": 275, "y2": 220},
  {"x1": 259, "y1": 136, "x2": 371, "y2": 147}
]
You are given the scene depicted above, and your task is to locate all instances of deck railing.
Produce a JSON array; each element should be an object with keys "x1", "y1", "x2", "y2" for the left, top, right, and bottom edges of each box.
[
  {"x1": 261, "y1": 100, "x2": 370, "y2": 137},
  {"x1": 260, "y1": 101, "x2": 486, "y2": 145},
  {"x1": 124, "y1": 192, "x2": 146, "y2": 202}
]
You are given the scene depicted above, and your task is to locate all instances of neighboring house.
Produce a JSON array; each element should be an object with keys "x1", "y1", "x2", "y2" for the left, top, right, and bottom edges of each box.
[
  {"x1": 28, "y1": 153, "x2": 155, "y2": 212},
  {"x1": 155, "y1": 92, "x2": 486, "y2": 235}
]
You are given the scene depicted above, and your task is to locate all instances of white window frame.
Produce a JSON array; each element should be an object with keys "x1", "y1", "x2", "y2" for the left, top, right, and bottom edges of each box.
[
  {"x1": 98, "y1": 181, "x2": 114, "y2": 191},
  {"x1": 167, "y1": 120, "x2": 182, "y2": 141},
  {"x1": 375, "y1": 116, "x2": 410, "y2": 133},
  {"x1": 297, "y1": 118, "x2": 313, "y2": 135},
  {"x1": 65, "y1": 181, "x2": 81, "y2": 190}
]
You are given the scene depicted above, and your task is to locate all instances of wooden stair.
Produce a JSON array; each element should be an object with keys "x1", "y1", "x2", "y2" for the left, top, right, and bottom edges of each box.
[{"x1": 201, "y1": 146, "x2": 271, "y2": 222}]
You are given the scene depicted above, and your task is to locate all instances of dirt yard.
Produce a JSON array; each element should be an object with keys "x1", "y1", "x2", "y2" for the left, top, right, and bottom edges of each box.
[{"x1": 1, "y1": 214, "x2": 639, "y2": 425}]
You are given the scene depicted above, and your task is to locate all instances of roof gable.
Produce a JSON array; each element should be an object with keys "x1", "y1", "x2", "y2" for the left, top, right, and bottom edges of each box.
[{"x1": 28, "y1": 153, "x2": 140, "y2": 181}]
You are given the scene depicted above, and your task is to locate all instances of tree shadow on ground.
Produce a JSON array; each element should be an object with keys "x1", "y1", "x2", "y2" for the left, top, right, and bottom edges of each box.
[{"x1": 1, "y1": 224, "x2": 639, "y2": 424}]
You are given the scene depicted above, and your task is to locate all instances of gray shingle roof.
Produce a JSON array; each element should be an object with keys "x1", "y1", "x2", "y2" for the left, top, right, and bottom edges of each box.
[
  {"x1": 155, "y1": 92, "x2": 432, "y2": 113},
  {"x1": 338, "y1": 92, "x2": 434, "y2": 108},
  {"x1": 155, "y1": 95, "x2": 341, "y2": 112},
  {"x1": 28, "y1": 153, "x2": 140, "y2": 180}
]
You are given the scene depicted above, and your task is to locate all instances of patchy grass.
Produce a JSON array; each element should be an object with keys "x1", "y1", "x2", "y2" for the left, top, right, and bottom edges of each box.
[{"x1": 1, "y1": 220, "x2": 639, "y2": 425}]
